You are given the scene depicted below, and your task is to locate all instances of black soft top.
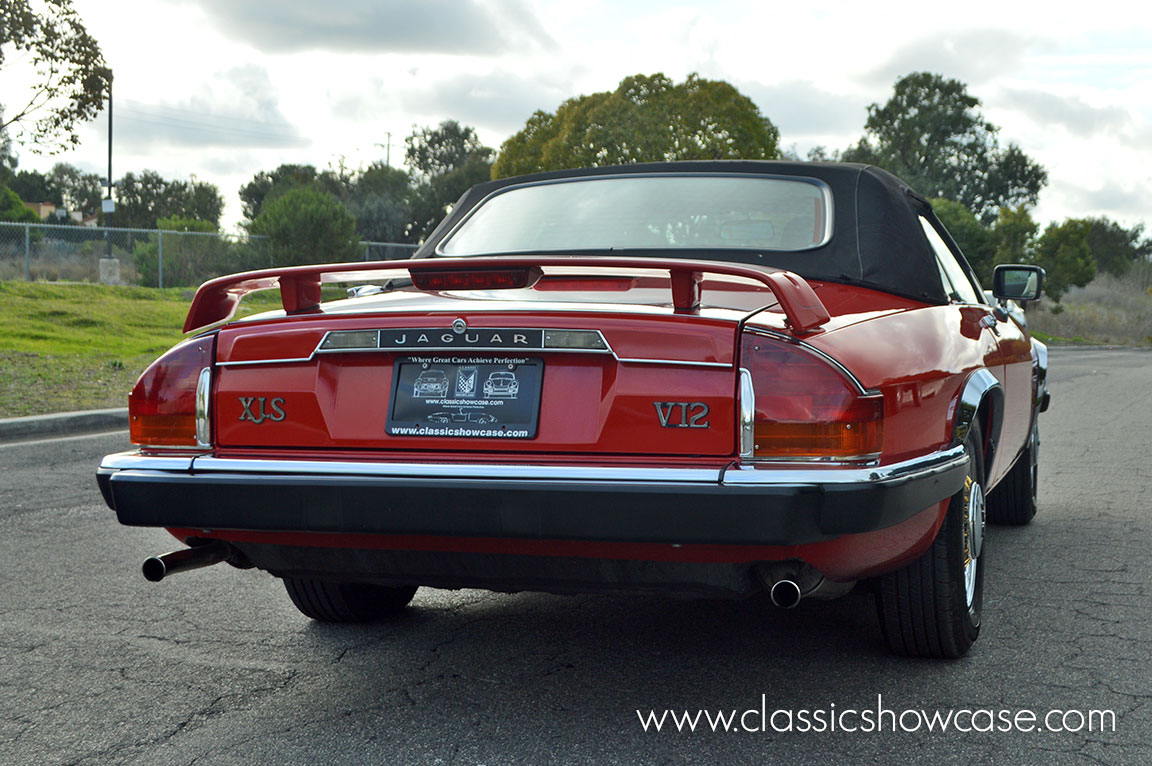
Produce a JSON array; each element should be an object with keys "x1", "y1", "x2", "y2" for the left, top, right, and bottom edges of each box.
[{"x1": 416, "y1": 161, "x2": 964, "y2": 305}]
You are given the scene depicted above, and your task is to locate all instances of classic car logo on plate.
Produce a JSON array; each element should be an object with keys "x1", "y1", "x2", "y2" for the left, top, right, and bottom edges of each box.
[
  {"x1": 238, "y1": 396, "x2": 285, "y2": 424},
  {"x1": 653, "y1": 401, "x2": 710, "y2": 429},
  {"x1": 455, "y1": 367, "x2": 478, "y2": 397}
]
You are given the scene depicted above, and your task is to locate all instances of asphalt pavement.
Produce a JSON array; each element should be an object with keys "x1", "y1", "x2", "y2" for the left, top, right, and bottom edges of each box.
[{"x1": 0, "y1": 347, "x2": 1149, "y2": 765}]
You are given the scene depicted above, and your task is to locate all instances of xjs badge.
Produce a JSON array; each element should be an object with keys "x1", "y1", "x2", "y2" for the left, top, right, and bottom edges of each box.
[
  {"x1": 653, "y1": 402, "x2": 710, "y2": 429},
  {"x1": 238, "y1": 396, "x2": 285, "y2": 424}
]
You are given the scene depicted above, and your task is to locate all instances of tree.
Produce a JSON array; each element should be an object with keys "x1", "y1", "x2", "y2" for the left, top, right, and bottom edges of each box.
[
  {"x1": 238, "y1": 163, "x2": 348, "y2": 224},
  {"x1": 0, "y1": 0, "x2": 112, "y2": 152},
  {"x1": 991, "y1": 206, "x2": 1039, "y2": 269},
  {"x1": 346, "y1": 161, "x2": 412, "y2": 243},
  {"x1": 50, "y1": 161, "x2": 101, "y2": 218},
  {"x1": 406, "y1": 121, "x2": 493, "y2": 241},
  {"x1": 0, "y1": 111, "x2": 14, "y2": 184},
  {"x1": 0, "y1": 184, "x2": 39, "y2": 222},
  {"x1": 114, "y1": 170, "x2": 224, "y2": 229},
  {"x1": 931, "y1": 198, "x2": 994, "y2": 285},
  {"x1": 406, "y1": 120, "x2": 491, "y2": 181},
  {"x1": 248, "y1": 186, "x2": 359, "y2": 266},
  {"x1": 1034, "y1": 219, "x2": 1096, "y2": 302},
  {"x1": 491, "y1": 73, "x2": 781, "y2": 178},
  {"x1": 842, "y1": 72, "x2": 1046, "y2": 224},
  {"x1": 1084, "y1": 217, "x2": 1152, "y2": 277},
  {"x1": 8, "y1": 167, "x2": 60, "y2": 206}
]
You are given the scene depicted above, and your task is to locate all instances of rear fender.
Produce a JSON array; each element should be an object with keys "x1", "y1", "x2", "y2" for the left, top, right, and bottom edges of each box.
[{"x1": 952, "y1": 368, "x2": 1003, "y2": 479}]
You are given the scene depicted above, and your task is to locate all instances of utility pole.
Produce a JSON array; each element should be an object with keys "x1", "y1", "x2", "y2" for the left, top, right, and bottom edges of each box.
[{"x1": 376, "y1": 132, "x2": 392, "y2": 166}]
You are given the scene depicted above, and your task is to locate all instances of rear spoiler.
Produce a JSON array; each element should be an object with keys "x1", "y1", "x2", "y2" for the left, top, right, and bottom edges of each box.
[{"x1": 184, "y1": 256, "x2": 831, "y2": 335}]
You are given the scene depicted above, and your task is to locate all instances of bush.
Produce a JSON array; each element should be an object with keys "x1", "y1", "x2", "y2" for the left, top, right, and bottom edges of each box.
[{"x1": 248, "y1": 186, "x2": 359, "y2": 267}]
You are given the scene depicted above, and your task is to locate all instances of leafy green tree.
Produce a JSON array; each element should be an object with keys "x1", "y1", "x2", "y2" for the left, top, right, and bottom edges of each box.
[
  {"x1": 8, "y1": 168, "x2": 60, "y2": 206},
  {"x1": 991, "y1": 206, "x2": 1039, "y2": 269},
  {"x1": 50, "y1": 161, "x2": 102, "y2": 217},
  {"x1": 0, "y1": 0, "x2": 111, "y2": 152},
  {"x1": 492, "y1": 73, "x2": 781, "y2": 178},
  {"x1": 0, "y1": 184, "x2": 39, "y2": 222},
  {"x1": 406, "y1": 121, "x2": 493, "y2": 241},
  {"x1": 1034, "y1": 219, "x2": 1096, "y2": 302},
  {"x1": 1084, "y1": 217, "x2": 1152, "y2": 277},
  {"x1": 406, "y1": 120, "x2": 491, "y2": 181},
  {"x1": 347, "y1": 161, "x2": 412, "y2": 243},
  {"x1": 931, "y1": 198, "x2": 994, "y2": 285},
  {"x1": 843, "y1": 72, "x2": 1046, "y2": 224},
  {"x1": 114, "y1": 170, "x2": 224, "y2": 229},
  {"x1": 248, "y1": 186, "x2": 359, "y2": 266},
  {"x1": 238, "y1": 163, "x2": 348, "y2": 224}
]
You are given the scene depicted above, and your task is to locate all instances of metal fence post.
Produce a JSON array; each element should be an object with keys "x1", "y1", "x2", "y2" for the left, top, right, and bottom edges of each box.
[
  {"x1": 24, "y1": 223, "x2": 31, "y2": 281},
  {"x1": 158, "y1": 231, "x2": 164, "y2": 289}
]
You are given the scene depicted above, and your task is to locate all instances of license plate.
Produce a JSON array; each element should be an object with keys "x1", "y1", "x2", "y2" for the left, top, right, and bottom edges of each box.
[{"x1": 387, "y1": 356, "x2": 543, "y2": 439}]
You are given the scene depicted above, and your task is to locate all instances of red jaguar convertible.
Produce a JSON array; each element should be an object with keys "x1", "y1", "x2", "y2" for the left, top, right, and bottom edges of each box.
[{"x1": 97, "y1": 162, "x2": 1049, "y2": 658}]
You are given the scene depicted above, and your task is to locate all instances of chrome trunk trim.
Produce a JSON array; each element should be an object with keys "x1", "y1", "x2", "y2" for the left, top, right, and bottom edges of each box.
[
  {"x1": 738, "y1": 367, "x2": 755, "y2": 457},
  {"x1": 195, "y1": 367, "x2": 212, "y2": 447}
]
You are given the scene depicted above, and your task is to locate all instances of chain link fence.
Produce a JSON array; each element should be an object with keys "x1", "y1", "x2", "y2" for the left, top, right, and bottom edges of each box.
[{"x1": 0, "y1": 221, "x2": 418, "y2": 288}]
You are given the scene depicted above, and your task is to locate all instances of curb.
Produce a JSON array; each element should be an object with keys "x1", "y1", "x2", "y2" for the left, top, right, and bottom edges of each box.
[{"x1": 0, "y1": 408, "x2": 129, "y2": 443}]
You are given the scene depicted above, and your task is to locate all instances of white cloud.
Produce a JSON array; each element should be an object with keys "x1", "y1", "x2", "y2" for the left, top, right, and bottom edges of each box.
[
  {"x1": 179, "y1": 0, "x2": 553, "y2": 55},
  {"x1": 865, "y1": 29, "x2": 1042, "y2": 89},
  {"x1": 113, "y1": 67, "x2": 309, "y2": 149},
  {"x1": 995, "y1": 88, "x2": 1131, "y2": 138}
]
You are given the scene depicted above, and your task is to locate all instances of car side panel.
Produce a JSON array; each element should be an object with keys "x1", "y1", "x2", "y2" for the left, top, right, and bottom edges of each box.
[{"x1": 804, "y1": 304, "x2": 1017, "y2": 468}]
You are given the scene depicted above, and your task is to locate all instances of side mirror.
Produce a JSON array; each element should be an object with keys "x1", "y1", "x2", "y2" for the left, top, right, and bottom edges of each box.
[{"x1": 992, "y1": 265, "x2": 1044, "y2": 302}]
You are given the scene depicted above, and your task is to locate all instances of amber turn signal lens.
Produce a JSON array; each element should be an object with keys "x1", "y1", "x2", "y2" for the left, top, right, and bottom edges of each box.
[
  {"x1": 129, "y1": 336, "x2": 215, "y2": 447},
  {"x1": 753, "y1": 396, "x2": 883, "y2": 459},
  {"x1": 741, "y1": 333, "x2": 883, "y2": 461}
]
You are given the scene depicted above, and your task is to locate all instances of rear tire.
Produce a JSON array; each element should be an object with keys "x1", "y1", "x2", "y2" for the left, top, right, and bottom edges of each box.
[
  {"x1": 987, "y1": 421, "x2": 1038, "y2": 526},
  {"x1": 876, "y1": 422, "x2": 986, "y2": 658},
  {"x1": 283, "y1": 578, "x2": 417, "y2": 623}
]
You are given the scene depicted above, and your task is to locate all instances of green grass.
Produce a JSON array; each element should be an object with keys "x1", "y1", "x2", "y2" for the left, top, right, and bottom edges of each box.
[
  {"x1": 1029, "y1": 330, "x2": 1094, "y2": 346},
  {"x1": 0, "y1": 282, "x2": 283, "y2": 417},
  {"x1": 1027, "y1": 272, "x2": 1152, "y2": 347}
]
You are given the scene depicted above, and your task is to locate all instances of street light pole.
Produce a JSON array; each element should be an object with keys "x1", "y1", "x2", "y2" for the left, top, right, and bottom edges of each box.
[{"x1": 104, "y1": 72, "x2": 114, "y2": 257}]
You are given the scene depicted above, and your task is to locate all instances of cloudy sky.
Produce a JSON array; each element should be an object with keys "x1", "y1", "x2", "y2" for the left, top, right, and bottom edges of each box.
[{"x1": 6, "y1": 0, "x2": 1152, "y2": 233}]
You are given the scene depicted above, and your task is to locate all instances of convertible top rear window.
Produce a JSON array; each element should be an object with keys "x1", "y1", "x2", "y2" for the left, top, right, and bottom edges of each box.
[{"x1": 438, "y1": 175, "x2": 831, "y2": 255}]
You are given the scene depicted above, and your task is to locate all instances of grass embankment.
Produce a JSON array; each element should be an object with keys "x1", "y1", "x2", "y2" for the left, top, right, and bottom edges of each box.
[
  {"x1": 1026, "y1": 273, "x2": 1152, "y2": 347},
  {"x1": 0, "y1": 282, "x2": 280, "y2": 417}
]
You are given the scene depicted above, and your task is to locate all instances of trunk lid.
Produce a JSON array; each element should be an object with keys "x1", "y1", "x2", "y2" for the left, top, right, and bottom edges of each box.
[
  {"x1": 195, "y1": 256, "x2": 833, "y2": 460},
  {"x1": 213, "y1": 307, "x2": 740, "y2": 457}
]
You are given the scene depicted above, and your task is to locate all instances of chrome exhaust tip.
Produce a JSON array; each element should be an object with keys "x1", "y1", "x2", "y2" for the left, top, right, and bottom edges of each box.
[{"x1": 769, "y1": 579, "x2": 802, "y2": 609}]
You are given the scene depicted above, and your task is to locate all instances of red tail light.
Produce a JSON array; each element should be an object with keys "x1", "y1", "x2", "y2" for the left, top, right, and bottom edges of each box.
[
  {"x1": 129, "y1": 336, "x2": 215, "y2": 447},
  {"x1": 740, "y1": 332, "x2": 882, "y2": 461}
]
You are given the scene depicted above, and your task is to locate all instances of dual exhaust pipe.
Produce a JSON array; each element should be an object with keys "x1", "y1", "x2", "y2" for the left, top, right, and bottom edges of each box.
[
  {"x1": 141, "y1": 546, "x2": 853, "y2": 609},
  {"x1": 142, "y1": 540, "x2": 233, "y2": 582}
]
